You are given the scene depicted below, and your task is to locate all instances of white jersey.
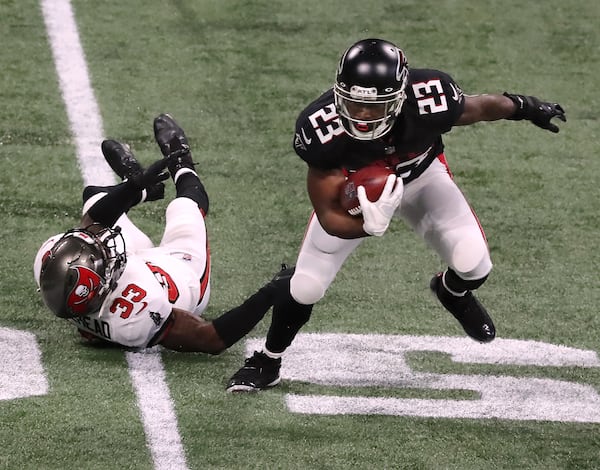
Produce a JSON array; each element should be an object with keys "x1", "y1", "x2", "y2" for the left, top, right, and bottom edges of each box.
[
  {"x1": 34, "y1": 198, "x2": 211, "y2": 349},
  {"x1": 68, "y1": 252, "x2": 206, "y2": 348}
]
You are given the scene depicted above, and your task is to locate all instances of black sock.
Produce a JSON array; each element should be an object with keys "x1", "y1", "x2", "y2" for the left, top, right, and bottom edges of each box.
[
  {"x1": 175, "y1": 172, "x2": 209, "y2": 214},
  {"x1": 265, "y1": 294, "x2": 313, "y2": 353},
  {"x1": 444, "y1": 267, "x2": 488, "y2": 292}
]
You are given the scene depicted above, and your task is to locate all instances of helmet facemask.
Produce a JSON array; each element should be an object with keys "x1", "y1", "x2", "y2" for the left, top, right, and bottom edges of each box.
[
  {"x1": 334, "y1": 83, "x2": 407, "y2": 140},
  {"x1": 39, "y1": 226, "x2": 126, "y2": 318},
  {"x1": 92, "y1": 225, "x2": 127, "y2": 291}
]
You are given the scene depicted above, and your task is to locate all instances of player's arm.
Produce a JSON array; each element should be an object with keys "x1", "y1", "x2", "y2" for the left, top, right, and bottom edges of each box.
[
  {"x1": 306, "y1": 165, "x2": 369, "y2": 239},
  {"x1": 456, "y1": 93, "x2": 566, "y2": 132},
  {"x1": 79, "y1": 212, "x2": 96, "y2": 229},
  {"x1": 157, "y1": 273, "x2": 284, "y2": 353},
  {"x1": 455, "y1": 94, "x2": 516, "y2": 125},
  {"x1": 156, "y1": 308, "x2": 226, "y2": 353}
]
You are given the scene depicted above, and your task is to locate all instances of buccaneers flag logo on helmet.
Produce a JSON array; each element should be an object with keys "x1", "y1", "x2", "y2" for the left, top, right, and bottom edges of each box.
[{"x1": 66, "y1": 265, "x2": 103, "y2": 315}]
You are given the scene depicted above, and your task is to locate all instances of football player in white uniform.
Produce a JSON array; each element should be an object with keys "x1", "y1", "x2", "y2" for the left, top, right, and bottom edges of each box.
[{"x1": 34, "y1": 114, "x2": 290, "y2": 352}]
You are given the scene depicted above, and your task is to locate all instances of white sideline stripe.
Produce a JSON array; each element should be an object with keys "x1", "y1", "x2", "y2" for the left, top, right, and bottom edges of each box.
[{"x1": 40, "y1": 2, "x2": 189, "y2": 469}]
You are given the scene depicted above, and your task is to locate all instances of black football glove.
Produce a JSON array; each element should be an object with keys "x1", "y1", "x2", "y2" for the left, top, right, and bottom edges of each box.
[
  {"x1": 503, "y1": 92, "x2": 566, "y2": 133},
  {"x1": 127, "y1": 158, "x2": 170, "y2": 202}
]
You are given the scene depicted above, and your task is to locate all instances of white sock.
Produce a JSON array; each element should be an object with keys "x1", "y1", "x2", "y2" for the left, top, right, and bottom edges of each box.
[
  {"x1": 173, "y1": 167, "x2": 197, "y2": 184},
  {"x1": 262, "y1": 349, "x2": 284, "y2": 360}
]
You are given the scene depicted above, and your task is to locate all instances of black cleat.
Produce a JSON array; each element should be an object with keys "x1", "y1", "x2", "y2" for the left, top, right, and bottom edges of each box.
[
  {"x1": 101, "y1": 139, "x2": 142, "y2": 180},
  {"x1": 226, "y1": 351, "x2": 282, "y2": 393},
  {"x1": 101, "y1": 139, "x2": 164, "y2": 201},
  {"x1": 153, "y1": 113, "x2": 189, "y2": 157},
  {"x1": 153, "y1": 114, "x2": 196, "y2": 179},
  {"x1": 430, "y1": 273, "x2": 495, "y2": 343}
]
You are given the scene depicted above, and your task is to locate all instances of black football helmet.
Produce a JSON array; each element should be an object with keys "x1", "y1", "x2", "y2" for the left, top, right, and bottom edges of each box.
[
  {"x1": 334, "y1": 38, "x2": 409, "y2": 140},
  {"x1": 38, "y1": 226, "x2": 126, "y2": 318}
]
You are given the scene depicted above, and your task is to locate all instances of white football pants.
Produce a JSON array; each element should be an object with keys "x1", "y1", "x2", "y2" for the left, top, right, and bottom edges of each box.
[{"x1": 117, "y1": 197, "x2": 211, "y2": 314}]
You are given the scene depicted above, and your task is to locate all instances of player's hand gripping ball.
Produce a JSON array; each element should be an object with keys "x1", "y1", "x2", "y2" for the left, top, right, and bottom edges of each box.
[{"x1": 339, "y1": 164, "x2": 396, "y2": 216}]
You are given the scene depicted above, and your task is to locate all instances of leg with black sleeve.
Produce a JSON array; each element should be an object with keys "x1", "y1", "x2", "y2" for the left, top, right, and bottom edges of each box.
[
  {"x1": 226, "y1": 215, "x2": 363, "y2": 392},
  {"x1": 401, "y1": 158, "x2": 495, "y2": 342}
]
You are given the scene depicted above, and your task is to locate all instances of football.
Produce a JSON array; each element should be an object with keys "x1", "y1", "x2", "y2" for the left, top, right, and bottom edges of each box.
[{"x1": 339, "y1": 164, "x2": 395, "y2": 216}]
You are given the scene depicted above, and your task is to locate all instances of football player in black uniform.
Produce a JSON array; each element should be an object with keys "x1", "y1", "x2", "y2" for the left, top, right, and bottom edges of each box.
[{"x1": 227, "y1": 38, "x2": 566, "y2": 392}]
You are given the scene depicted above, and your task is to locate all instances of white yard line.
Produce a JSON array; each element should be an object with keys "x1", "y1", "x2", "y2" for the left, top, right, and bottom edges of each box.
[
  {"x1": 40, "y1": 0, "x2": 112, "y2": 187},
  {"x1": 40, "y1": 2, "x2": 188, "y2": 468},
  {"x1": 126, "y1": 349, "x2": 189, "y2": 470}
]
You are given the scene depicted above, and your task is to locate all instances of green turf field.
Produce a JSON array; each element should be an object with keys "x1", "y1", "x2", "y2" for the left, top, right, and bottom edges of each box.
[{"x1": 1, "y1": 0, "x2": 600, "y2": 469}]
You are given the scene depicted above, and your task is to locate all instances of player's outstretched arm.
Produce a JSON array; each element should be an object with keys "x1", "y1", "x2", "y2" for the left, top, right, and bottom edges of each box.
[
  {"x1": 158, "y1": 272, "x2": 286, "y2": 353},
  {"x1": 456, "y1": 94, "x2": 516, "y2": 125},
  {"x1": 456, "y1": 93, "x2": 566, "y2": 133},
  {"x1": 158, "y1": 308, "x2": 227, "y2": 353}
]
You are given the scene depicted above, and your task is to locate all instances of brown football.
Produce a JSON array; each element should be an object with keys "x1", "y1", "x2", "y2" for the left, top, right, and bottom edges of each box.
[{"x1": 339, "y1": 165, "x2": 395, "y2": 216}]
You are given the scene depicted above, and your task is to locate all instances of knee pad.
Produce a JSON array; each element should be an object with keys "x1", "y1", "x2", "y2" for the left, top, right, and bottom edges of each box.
[
  {"x1": 450, "y1": 235, "x2": 492, "y2": 280},
  {"x1": 451, "y1": 236, "x2": 486, "y2": 273},
  {"x1": 290, "y1": 272, "x2": 326, "y2": 305}
]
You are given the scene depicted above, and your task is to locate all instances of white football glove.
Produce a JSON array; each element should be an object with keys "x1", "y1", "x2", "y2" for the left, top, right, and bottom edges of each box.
[{"x1": 357, "y1": 174, "x2": 404, "y2": 237}]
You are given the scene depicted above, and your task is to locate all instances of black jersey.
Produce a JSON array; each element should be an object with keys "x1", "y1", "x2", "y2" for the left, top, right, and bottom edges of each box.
[{"x1": 292, "y1": 68, "x2": 465, "y2": 181}]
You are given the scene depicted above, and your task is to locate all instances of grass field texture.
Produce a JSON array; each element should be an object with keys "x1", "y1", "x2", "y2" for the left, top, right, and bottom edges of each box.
[{"x1": 1, "y1": 1, "x2": 599, "y2": 469}]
